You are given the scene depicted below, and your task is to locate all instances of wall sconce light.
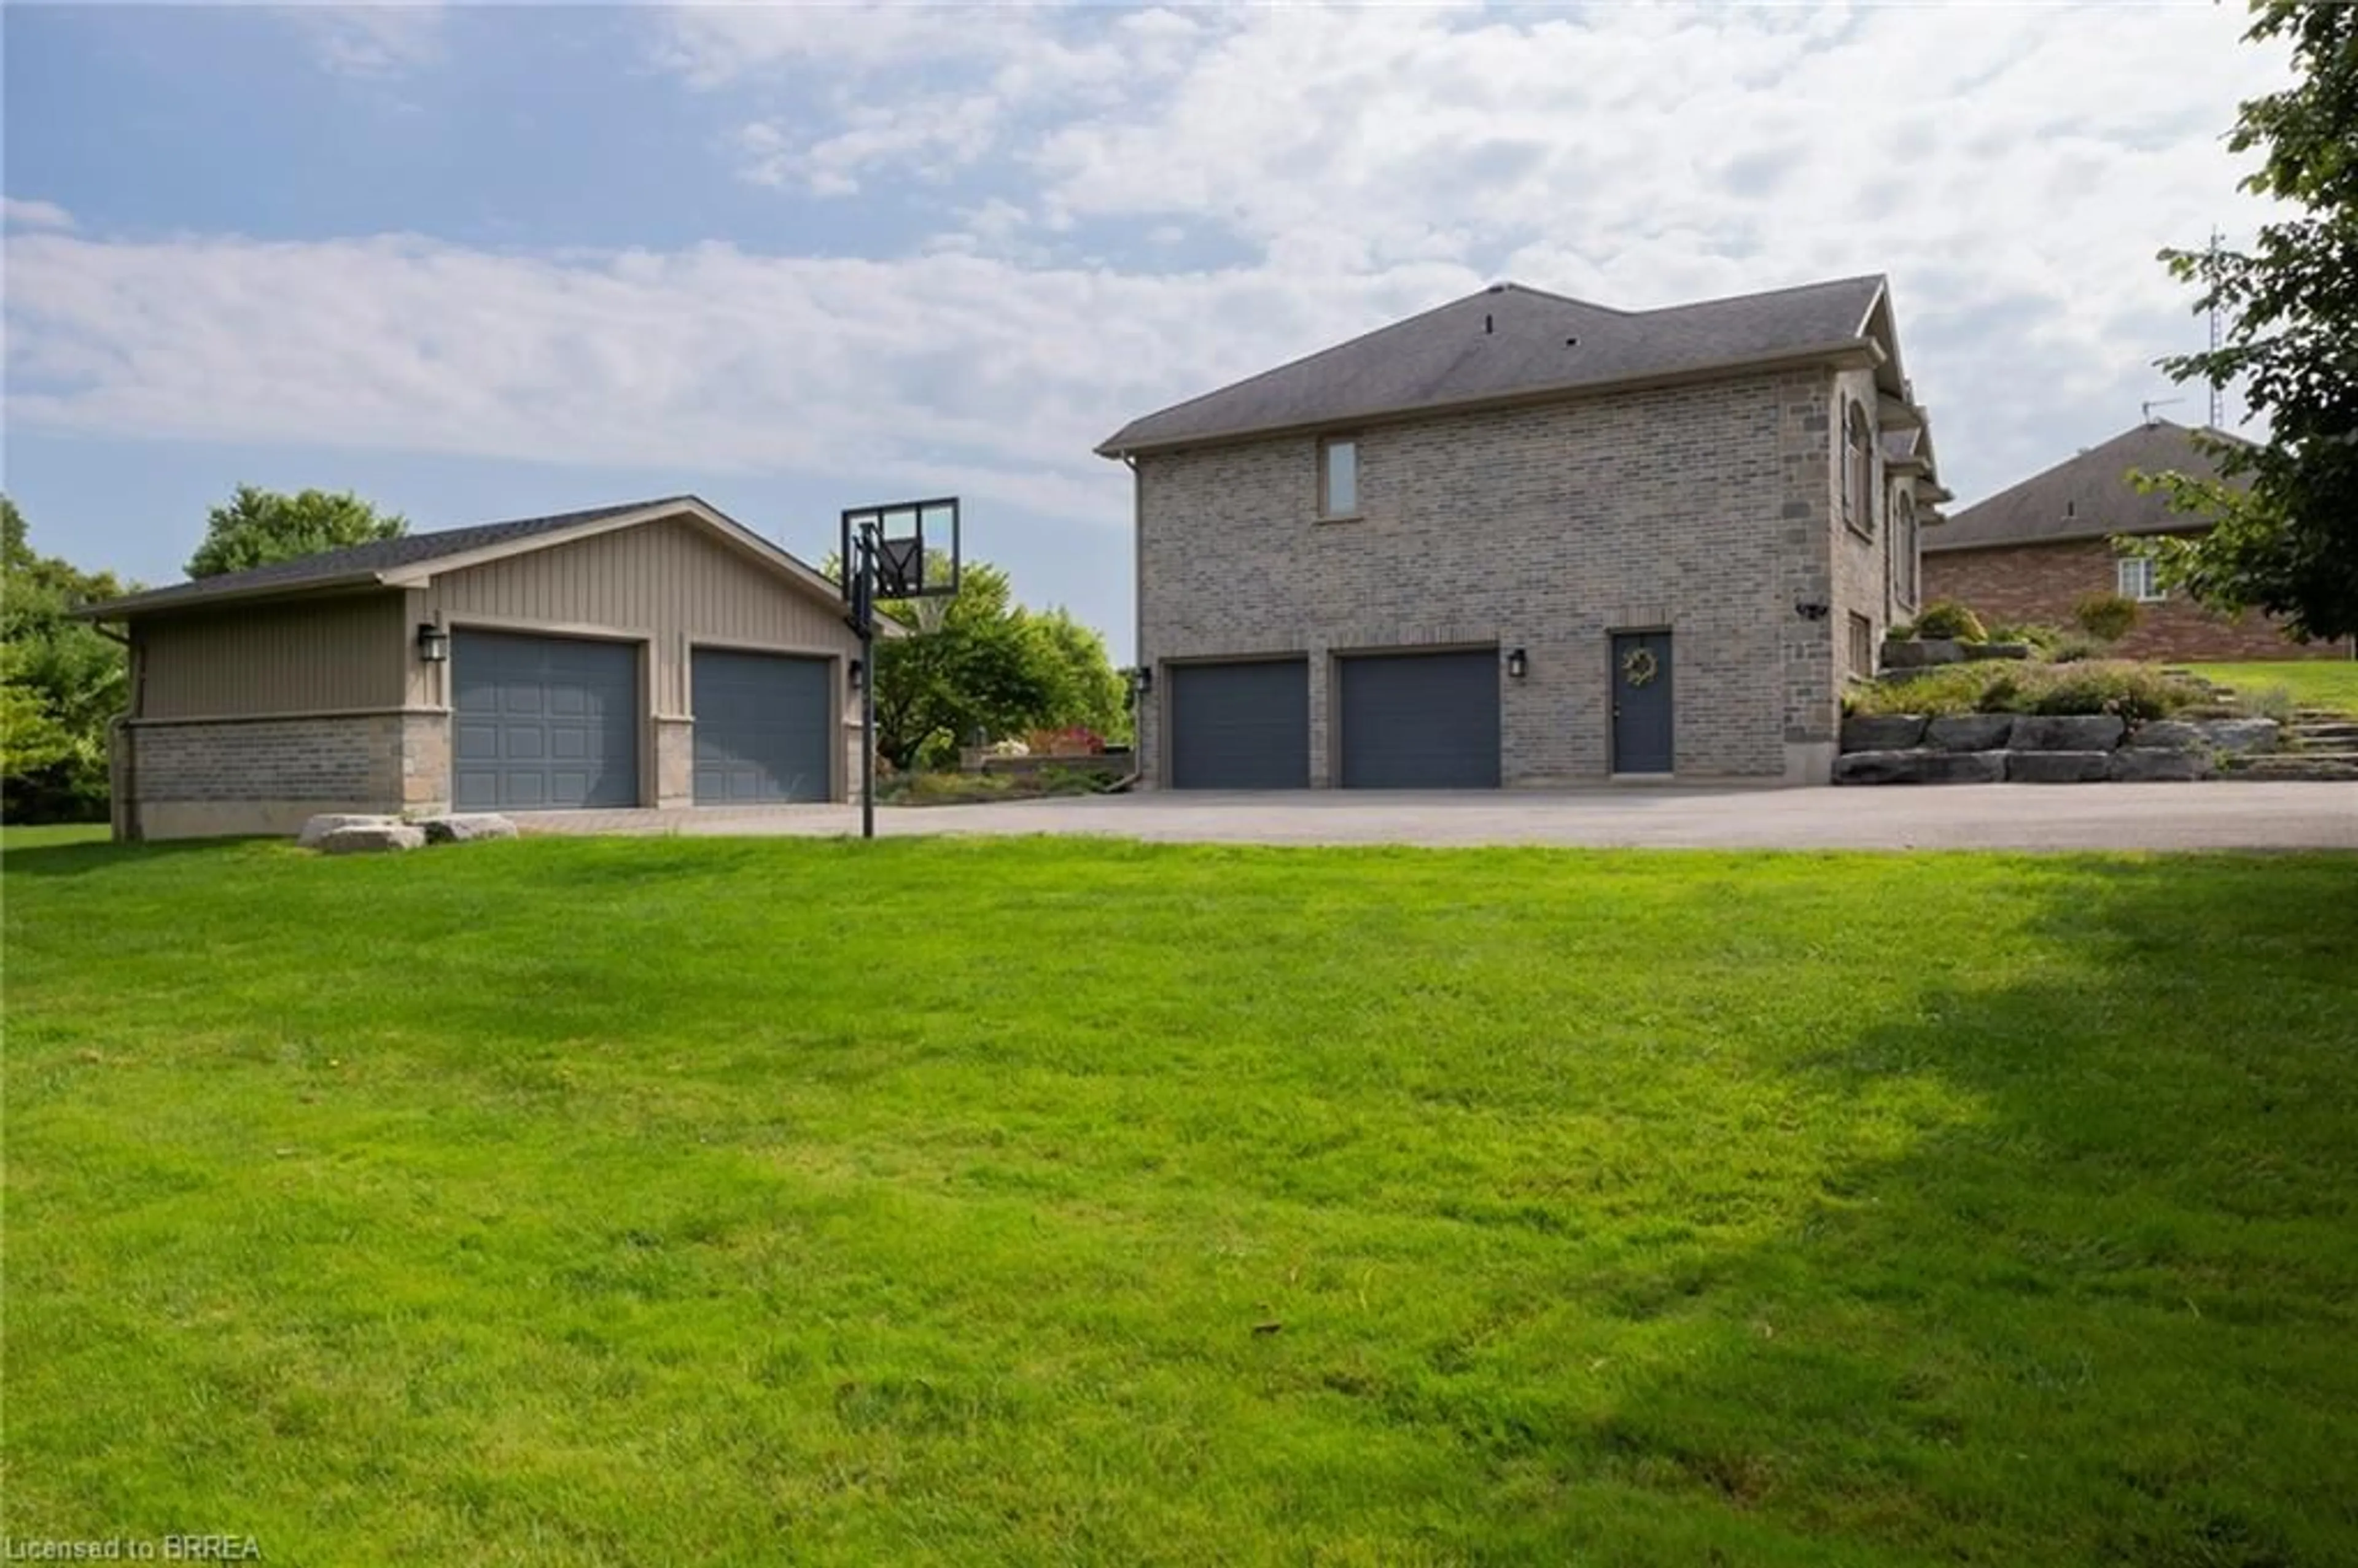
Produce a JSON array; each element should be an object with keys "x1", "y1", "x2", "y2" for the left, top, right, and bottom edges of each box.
[
  {"x1": 416, "y1": 622, "x2": 450, "y2": 663},
  {"x1": 1794, "y1": 600, "x2": 1832, "y2": 622},
  {"x1": 1506, "y1": 647, "x2": 1529, "y2": 680},
  {"x1": 1129, "y1": 664, "x2": 1154, "y2": 696},
  {"x1": 848, "y1": 658, "x2": 865, "y2": 692}
]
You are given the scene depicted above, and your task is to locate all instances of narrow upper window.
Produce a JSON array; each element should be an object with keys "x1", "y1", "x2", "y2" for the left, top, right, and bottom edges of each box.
[
  {"x1": 1320, "y1": 437, "x2": 1359, "y2": 518},
  {"x1": 2117, "y1": 556, "x2": 2165, "y2": 602},
  {"x1": 1893, "y1": 489, "x2": 1919, "y2": 608},
  {"x1": 1843, "y1": 402, "x2": 1875, "y2": 536}
]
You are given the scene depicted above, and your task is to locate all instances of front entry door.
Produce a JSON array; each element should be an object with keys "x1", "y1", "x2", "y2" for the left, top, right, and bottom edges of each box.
[{"x1": 1610, "y1": 631, "x2": 1673, "y2": 774}]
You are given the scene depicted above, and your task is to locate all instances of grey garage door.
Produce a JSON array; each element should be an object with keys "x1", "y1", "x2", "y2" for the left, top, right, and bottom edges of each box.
[
  {"x1": 1337, "y1": 648, "x2": 1501, "y2": 788},
  {"x1": 692, "y1": 649, "x2": 834, "y2": 804},
  {"x1": 453, "y1": 630, "x2": 639, "y2": 810},
  {"x1": 1168, "y1": 659, "x2": 1309, "y2": 789}
]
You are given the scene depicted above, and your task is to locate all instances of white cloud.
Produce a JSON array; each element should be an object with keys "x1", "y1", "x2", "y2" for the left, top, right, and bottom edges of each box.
[
  {"x1": 2, "y1": 198, "x2": 76, "y2": 231},
  {"x1": 7, "y1": 1, "x2": 2300, "y2": 527},
  {"x1": 6, "y1": 231, "x2": 1457, "y2": 526},
  {"x1": 281, "y1": 2, "x2": 445, "y2": 77},
  {"x1": 656, "y1": 1, "x2": 2292, "y2": 505}
]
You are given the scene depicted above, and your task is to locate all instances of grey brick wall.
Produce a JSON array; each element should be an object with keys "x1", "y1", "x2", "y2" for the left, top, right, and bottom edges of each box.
[
  {"x1": 1136, "y1": 368, "x2": 1863, "y2": 785},
  {"x1": 131, "y1": 715, "x2": 405, "y2": 803}
]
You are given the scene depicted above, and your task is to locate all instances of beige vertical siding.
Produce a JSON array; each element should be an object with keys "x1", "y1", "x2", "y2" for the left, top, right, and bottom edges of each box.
[
  {"x1": 422, "y1": 516, "x2": 858, "y2": 713},
  {"x1": 135, "y1": 593, "x2": 406, "y2": 718}
]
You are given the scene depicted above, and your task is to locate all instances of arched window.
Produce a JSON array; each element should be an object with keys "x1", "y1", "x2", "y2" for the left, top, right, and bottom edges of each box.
[{"x1": 1843, "y1": 401, "x2": 1875, "y2": 536}]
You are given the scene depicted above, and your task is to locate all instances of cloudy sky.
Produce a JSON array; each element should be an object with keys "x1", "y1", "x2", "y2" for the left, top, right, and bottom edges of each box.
[{"x1": 3, "y1": 1, "x2": 2290, "y2": 657}]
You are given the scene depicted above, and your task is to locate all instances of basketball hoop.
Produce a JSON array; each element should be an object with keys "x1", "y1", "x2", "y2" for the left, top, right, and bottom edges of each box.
[{"x1": 840, "y1": 497, "x2": 964, "y2": 840}]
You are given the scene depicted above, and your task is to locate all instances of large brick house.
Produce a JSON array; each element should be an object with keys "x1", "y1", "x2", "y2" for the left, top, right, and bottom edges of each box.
[
  {"x1": 1098, "y1": 276, "x2": 1948, "y2": 788},
  {"x1": 1921, "y1": 419, "x2": 2356, "y2": 662}
]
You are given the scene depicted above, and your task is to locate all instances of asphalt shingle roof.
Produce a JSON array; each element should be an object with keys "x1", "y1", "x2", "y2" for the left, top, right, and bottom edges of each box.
[
  {"x1": 1097, "y1": 275, "x2": 1890, "y2": 455},
  {"x1": 1925, "y1": 422, "x2": 2240, "y2": 553},
  {"x1": 82, "y1": 497, "x2": 698, "y2": 618}
]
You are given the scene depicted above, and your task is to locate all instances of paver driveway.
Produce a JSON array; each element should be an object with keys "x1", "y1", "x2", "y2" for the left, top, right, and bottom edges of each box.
[{"x1": 517, "y1": 781, "x2": 2358, "y2": 851}]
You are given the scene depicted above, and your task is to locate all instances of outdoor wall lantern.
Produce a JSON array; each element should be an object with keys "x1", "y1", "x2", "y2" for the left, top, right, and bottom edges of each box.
[
  {"x1": 1506, "y1": 647, "x2": 1529, "y2": 680},
  {"x1": 1794, "y1": 600, "x2": 1832, "y2": 622},
  {"x1": 1129, "y1": 665, "x2": 1154, "y2": 696},
  {"x1": 416, "y1": 622, "x2": 451, "y2": 663},
  {"x1": 848, "y1": 657, "x2": 865, "y2": 693}
]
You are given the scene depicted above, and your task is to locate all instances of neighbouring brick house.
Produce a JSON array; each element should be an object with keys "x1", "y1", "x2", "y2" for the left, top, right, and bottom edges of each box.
[
  {"x1": 1922, "y1": 419, "x2": 2356, "y2": 662},
  {"x1": 1099, "y1": 276, "x2": 1950, "y2": 788},
  {"x1": 79, "y1": 497, "x2": 874, "y2": 840}
]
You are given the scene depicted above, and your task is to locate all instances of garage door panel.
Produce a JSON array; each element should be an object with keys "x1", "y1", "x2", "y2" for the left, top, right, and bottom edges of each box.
[
  {"x1": 1169, "y1": 659, "x2": 1309, "y2": 790},
  {"x1": 1339, "y1": 649, "x2": 1501, "y2": 789},
  {"x1": 691, "y1": 649, "x2": 833, "y2": 804},
  {"x1": 451, "y1": 631, "x2": 639, "y2": 810}
]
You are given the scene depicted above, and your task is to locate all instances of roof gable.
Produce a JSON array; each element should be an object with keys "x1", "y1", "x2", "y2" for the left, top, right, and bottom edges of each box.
[
  {"x1": 1926, "y1": 421, "x2": 2243, "y2": 554},
  {"x1": 80, "y1": 497, "x2": 850, "y2": 621},
  {"x1": 1098, "y1": 274, "x2": 1892, "y2": 456}
]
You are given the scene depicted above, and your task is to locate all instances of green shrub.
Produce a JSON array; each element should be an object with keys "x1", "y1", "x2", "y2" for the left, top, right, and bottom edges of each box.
[
  {"x1": 1846, "y1": 660, "x2": 2206, "y2": 722},
  {"x1": 1886, "y1": 620, "x2": 1916, "y2": 642},
  {"x1": 2237, "y1": 683, "x2": 2297, "y2": 723},
  {"x1": 2072, "y1": 591, "x2": 2142, "y2": 643},
  {"x1": 1912, "y1": 600, "x2": 1988, "y2": 643},
  {"x1": 2023, "y1": 662, "x2": 2202, "y2": 725},
  {"x1": 1986, "y1": 622, "x2": 2064, "y2": 652},
  {"x1": 1846, "y1": 665, "x2": 1999, "y2": 717},
  {"x1": 2048, "y1": 634, "x2": 2106, "y2": 664}
]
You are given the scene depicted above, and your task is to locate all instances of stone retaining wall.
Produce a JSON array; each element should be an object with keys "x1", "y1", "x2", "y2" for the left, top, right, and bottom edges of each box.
[{"x1": 1834, "y1": 713, "x2": 2276, "y2": 785}]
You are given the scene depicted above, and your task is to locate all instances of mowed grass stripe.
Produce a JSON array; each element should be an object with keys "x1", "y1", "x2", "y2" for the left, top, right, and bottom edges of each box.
[{"x1": 6, "y1": 837, "x2": 2354, "y2": 1566}]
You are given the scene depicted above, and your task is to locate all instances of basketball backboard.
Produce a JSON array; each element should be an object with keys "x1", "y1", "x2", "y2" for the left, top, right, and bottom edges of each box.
[{"x1": 840, "y1": 498, "x2": 961, "y2": 602}]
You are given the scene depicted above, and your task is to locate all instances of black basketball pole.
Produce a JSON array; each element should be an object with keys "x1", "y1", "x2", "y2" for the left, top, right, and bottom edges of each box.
[{"x1": 855, "y1": 522, "x2": 877, "y2": 841}]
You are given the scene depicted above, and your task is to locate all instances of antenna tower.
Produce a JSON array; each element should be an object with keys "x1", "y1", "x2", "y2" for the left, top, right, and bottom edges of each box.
[{"x1": 2206, "y1": 228, "x2": 2225, "y2": 428}]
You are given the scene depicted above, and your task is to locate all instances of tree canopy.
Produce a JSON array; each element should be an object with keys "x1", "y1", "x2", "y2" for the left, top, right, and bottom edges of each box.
[
  {"x1": 187, "y1": 485, "x2": 408, "y2": 579},
  {"x1": 3, "y1": 496, "x2": 130, "y2": 820},
  {"x1": 832, "y1": 551, "x2": 1130, "y2": 770},
  {"x1": 2145, "y1": 1, "x2": 2358, "y2": 641}
]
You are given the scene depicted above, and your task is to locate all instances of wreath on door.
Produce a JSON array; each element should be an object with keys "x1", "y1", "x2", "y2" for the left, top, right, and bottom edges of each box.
[{"x1": 1622, "y1": 646, "x2": 1660, "y2": 688}]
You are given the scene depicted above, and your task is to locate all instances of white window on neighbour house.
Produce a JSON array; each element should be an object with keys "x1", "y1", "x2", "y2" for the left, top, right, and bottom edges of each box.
[
  {"x1": 1320, "y1": 437, "x2": 1359, "y2": 518},
  {"x1": 2118, "y1": 555, "x2": 2165, "y2": 602}
]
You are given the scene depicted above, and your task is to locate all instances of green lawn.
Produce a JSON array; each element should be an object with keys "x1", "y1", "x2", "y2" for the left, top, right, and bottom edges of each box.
[
  {"x1": 1, "y1": 821, "x2": 111, "y2": 850},
  {"x1": 2181, "y1": 659, "x2": 2358, "y2": 716},
  {"x1": 6, "y1": 839, "x2": 2356, "y2": 1566}
]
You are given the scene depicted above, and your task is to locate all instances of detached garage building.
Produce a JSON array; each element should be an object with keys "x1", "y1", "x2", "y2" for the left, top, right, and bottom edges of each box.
[{"x1": 81, "y1": 497, "x2": 871, "y2": 840}]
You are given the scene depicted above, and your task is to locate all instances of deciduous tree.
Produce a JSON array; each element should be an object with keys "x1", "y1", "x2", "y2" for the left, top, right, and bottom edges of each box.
[
  {"x1": 187, "y1": 485, "x2": 407, "y2": 578},
  {"x1": 2, "y1": 497, "x2": 130, "y2": 820},
  {"x1": 2144, "y1": 1, "x2": 2358, "y2": 640}
]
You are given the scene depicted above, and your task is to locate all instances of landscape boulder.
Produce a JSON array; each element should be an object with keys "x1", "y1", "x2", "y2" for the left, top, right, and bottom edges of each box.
[
  {"x1": 314, "y1": 823, "x2": 426, "y2": 854},
  {"x1": 1833, "y1": 749, "x2": 2007, "y2": 785},
  {"x1": 418, "y1": 813, "x2": 519, "y2": 845},
  {"x1": 2009, "y1": 714, "x2": 2126, "y2": 752},
  {"x1": 297, "y1": 813, "x2": 398, "y2": 849},
  {"x1": 2006, "y1": 750, "x2": 2112, "y2": 784},
  {"x1": 1840, "y1": 714, "x2": 1927, "y2": 752},
  {"x1": 2125, "y1": 720, "x2": 2208, "y2": 752},
  {"x1": 1924, "y1": 714, "x2": 2015, "y2": 752},
  {"x1": 2109, "y1": 748, "x2": 2214, "y2": 783},
  {"x1": 2195, "y1": 718, "x2": 2280, "y2": 756},
  {"x1": 1880, "y1": 640, "x2": 1965, "y2": 670}
]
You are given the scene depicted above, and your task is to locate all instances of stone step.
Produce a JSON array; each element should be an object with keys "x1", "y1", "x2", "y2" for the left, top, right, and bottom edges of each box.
[{"x1": 2224, "y1": 754, "x2": 2358, "y2": 782}]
